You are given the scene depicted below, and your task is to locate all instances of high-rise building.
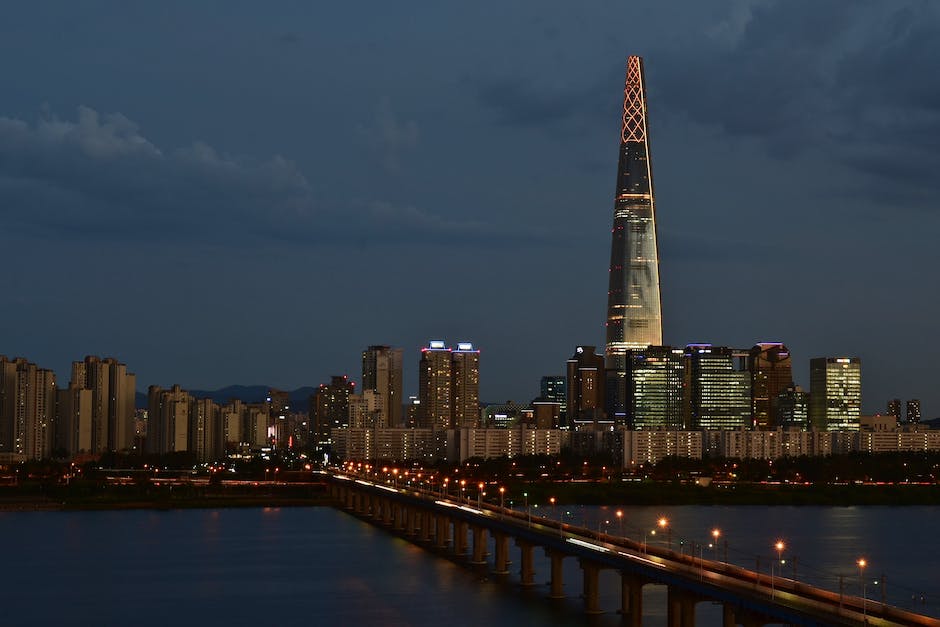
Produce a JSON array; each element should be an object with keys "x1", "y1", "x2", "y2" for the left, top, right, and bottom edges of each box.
[
  {"x1": 809, "y1": 357, "x2": 861, "y2": 431},
  {"x1": 907, "y1": 399, "x2": 921, "y2": 424},
  {"x1": 605, "y1": 55, "x2": 663, "y2": 422},
  {"x1": 190, "y1": 397, "x2": 221, "y2": 463},
  {"x1": 0, "y1": 357, "x2": 56, "y2": 460},
  {"x1": 566, "y1": 346, "x2": 607, "y2": 428},
  {"x1": 362, "y1": 345, "x2": 404, "y2": 428},
  {"x1": 451, "y1": 343, "x2": 480, "y2": 428},
  {"x1": 683, "y1": 345, "x2": 751, "y2": 430},
  {"x1": 749, "y1": 343, "x2": 793, "y2": 428},
  {"x1": 311, "y1": 375, "x2": 356, "y2": 451},
  {"x1": 418, "y1": 341, "x2": 452, "y2": 429},
  {"x1": 348, "y1": 389, "x2": 385, "y2": 428},
  {"x1": 56, "y1": 383, "x2": 93, "y2": 456},
  {"x1": 776, "y1": 384, "x2": 809, "y2": 429},
  {"x1": 626, "y1": 346, "x2": 684, "y2": 430},
  {"x1": 69, "y1": 356, "x2": 136, "y2": 453},
  {"x1": 540, "y1": 376, "x2": 566, "y2": 407},
  {"x1": 887, "y1": 398, "x2": 902, "y2": 422},
  {"x1": 146, "y1": 385, "x2": 192, "y2": 454}
]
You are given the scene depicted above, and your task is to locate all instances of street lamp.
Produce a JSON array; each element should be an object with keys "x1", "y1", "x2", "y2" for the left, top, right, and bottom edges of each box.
[
  {"x1": 772, "y1": 540, "x2": 785, "y2": 599},
  {"x1": 550, "y1": 497, "x2": 556, "y2": 521},
  {"x1": 645, "y1": 529, "x2": 655, "y2": 553},
  {"x1": 658, "y1": 517, "x2": 671, "y2": 550},
  {"x1": 857, "y1": 558, "x2": 867, "y2": 620},
  {"x1": 499, "y1": 486, "x2": 505, "y2": 510},
  {"x1": 711, "y1": 528, "x2": 722, "y2": 561},
  {"x1": 524, "y1": 492, "x2": 530, "y2": 525},
  {"x1": 478, "y1": 482, "x2": 484, "y2": 508},
  {"x1": 616, "y1": 510, "x2": 624, "y2": 537},
  {"x1": 460, "y1": 479, "x2": 466, "y2": 502}
]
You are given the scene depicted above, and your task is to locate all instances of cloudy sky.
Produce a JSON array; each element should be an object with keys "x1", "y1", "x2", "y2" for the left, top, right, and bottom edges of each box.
[{"x1": 1, "y1": 1, "x2": 938, "y2": 415}]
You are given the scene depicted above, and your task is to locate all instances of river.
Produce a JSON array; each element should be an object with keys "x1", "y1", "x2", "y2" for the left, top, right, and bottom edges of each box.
[{"x1": 0, "y1": 505, "x2": 936, "y2": 626}]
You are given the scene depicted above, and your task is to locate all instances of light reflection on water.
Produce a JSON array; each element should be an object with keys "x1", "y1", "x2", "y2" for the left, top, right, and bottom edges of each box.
[{"x1": 0, "y1": 505, "x2": 937, "y2": 626}]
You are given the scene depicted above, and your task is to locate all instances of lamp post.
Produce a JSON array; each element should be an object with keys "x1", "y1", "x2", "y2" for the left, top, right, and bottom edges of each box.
[
  {"x1": 772, "y1": 540, "x2": 785, "y2": 599},
  {"x1": 499, "y1": 486, "x2": 505, "y2": 510},
  {"x1": 658, "y1": 517, "x2": 671, "y2": 550},
  {"x1": 857, "y1": 558, "x2": 867, "y2": 621},
  {"x1": 616, "y1": 510, "x2": 624, "y2": 538},
  {"x1": 460, "y1": 479, "x2": 466, "y2": 503},
  {"x1": 549, "y1": 496, "x2": 556, "y2": 522},
  {"x1": 645, "y1": 529, "x2": 655, "y2": 553},
  {"x1": 524, "y1": 492, "x2": 530, "y2": 525},
  {"x1": 478, "y1": 482, "x2": 484, "y2": 508},
  {"x1": 711, "y1": 528, "x2": 721, "y2": 561}
]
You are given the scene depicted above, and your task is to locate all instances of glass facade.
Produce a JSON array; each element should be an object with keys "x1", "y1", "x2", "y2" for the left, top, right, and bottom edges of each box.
[
  {"x1": 627, "y1": 346, "x2": 684, "y2": 430},
  {"x1": 809, "y1": 357, "x2": 861, "y2": 431},
  {"x1": 605, "y1": 56, "x2": 663, "y2": 420},
  {"x1": 748, "y1": 343, "x2": 793, "y2": 428},
  {"x1": 684, "y1": 345, "x2": 751, "y2": 430}
]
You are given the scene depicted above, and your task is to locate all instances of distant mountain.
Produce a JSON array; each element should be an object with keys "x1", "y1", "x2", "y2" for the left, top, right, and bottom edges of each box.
[{"x1": 135, "y1": 385, "x2": 318, "y2": 411}]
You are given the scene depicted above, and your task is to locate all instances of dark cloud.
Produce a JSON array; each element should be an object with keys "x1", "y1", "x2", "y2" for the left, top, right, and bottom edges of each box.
[{"x1": 0, "y1": 107, "x2": 315, "y2": 240}]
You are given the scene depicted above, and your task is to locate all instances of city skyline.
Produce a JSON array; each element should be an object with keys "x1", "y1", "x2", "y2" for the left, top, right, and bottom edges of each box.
[{"x1": 1, "y1": 2, "x2": 939, "y2": 414}]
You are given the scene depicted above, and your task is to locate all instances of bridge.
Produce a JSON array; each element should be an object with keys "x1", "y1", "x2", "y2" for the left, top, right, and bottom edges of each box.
[{"x1": 327, "y1": 471, "x2": 939, "y2": 626}]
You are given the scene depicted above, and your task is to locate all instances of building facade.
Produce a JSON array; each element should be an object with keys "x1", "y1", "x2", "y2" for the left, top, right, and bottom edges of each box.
[
  {"x1": 749, "y1": 343, "x2": 793, "y2": 428},
  {"x1": 683, "y1": 345, "x2": 751, "y2": 430},
  {"x1": 362, "y1": 345, "x2": 403, "y2": 428},
  {"x1": 626, "y1": 346, "x2": 684, "y2": 430},
  {"x1": 809, "y1": 357, "x2": 861, "y2": 431},
  {"x1": 566, "y1": 346, "x2": 607, "y2": 428}
]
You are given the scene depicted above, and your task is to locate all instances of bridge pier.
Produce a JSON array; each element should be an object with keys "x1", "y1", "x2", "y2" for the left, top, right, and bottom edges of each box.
[
  {"x1": 406, "y1": 508, "x2": 417, "y2": 536},
  {"x1": 580, "y1": 559, "x2": 603, "y2": 614},
  {"x1": 493, "y1": 532, "x2": 510, "y2": 574},
  {"x1": 435, "y1": 515, "x2": 450, "y2": 549},
  {"x1": 470, "y1": 526, "x2": 488, "y2": 564},
  {"x1": 545, "y1": 549, "x2": 565, "y2": 599},
  {"x1": 620, "y1": 573, "x2": 644, "y2": 627},
  {"x1": 454, "y1": 521, "x2": 468, "y2": 557},
  {"x1": 516, "y1": 540, "x2": 536, "y2": 586},
  {"x1": 420, "y1": 511, "x2": 432, "y2": 542},
  {"x1": 667, "y1": 587, "x2": 698, "y2": 627}
]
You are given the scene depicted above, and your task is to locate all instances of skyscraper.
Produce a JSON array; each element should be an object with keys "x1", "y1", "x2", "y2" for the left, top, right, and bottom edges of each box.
[
  {"x1": 906, "y1": 399, "x2": 921, "y2": 424},
  {"x1": 362, "y1": 345, "x2": 403, "y2": 428},
  {"x1": 626, "y1": 346, "x2": 684, "y2": 430},
  {"x1": 605, "y1": 55, "x2": 663, "y2": 421},
  {"x1": 683, "y1": 345, "x2": 751, "y2": 430},
  {"x1": 416, "y1": 341, "x2": 480, "y2": 429},
  {"x1": 451, "y1": 343, "x2": 481, "y2": 428},
  {"x1": 748, "y1": 343, "x2": 793, "y2": 428},
  {"x1": 566, "y1": 346, "x2": 607, "y2": 428},
  {"x1": 809, "y1": 357, "x2": 861, "y2": 431},
  {"x1": 887, "y1": 398, "x2": 902, "y2": 422},
  {"x1": 418, "y1": 341, "x2": 452, "y2": 430}
]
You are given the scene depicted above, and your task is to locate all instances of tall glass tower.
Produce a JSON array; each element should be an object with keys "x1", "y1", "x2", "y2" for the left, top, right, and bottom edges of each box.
[{"x1": 605, "y1": 56, "x2": 663, "y2": 421}]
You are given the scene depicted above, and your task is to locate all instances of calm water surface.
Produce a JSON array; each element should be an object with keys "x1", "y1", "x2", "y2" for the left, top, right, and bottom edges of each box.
[{"x1": 0, "y1": 505, "x2": 936, "y2": 626}]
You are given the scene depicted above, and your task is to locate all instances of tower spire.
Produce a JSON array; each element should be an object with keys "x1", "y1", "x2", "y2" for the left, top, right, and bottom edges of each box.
[{"x1": 605, "y1": 55, "x2": 663, "y2": 422}]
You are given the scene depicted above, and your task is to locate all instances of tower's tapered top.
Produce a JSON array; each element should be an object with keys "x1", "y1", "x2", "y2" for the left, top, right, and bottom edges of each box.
[{"x1": 621, "y1": 55, "x2": 648, "y2": 144}]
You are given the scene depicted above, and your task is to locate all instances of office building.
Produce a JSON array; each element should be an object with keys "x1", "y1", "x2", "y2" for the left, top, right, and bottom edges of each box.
[
  {"x1": 749, "y1": 343, "x2": 793, "y2": 428},
  {"x1": 605, "y1": 55, "x2": 664, "y2": 420},
  {"x1": 775, "y1": 384, "x2": 809, "y2": 429},
  {"x1": 809, "y1": 357, "x2": 861, "y2": 431},
  {"x1": 907, "y1": 399, "x2": 921, "y2": 424},
  {"x1": 683, "y1": 345, "x2": 751, "y2": 430},
  {"x1": 626, "y1": 346, "x2": 684, "y2": 430},
  {"x1": 887, "y1": 398, "x2": 902, "y2": 422},
  {"x1": 566, "y1": 346, "x2": 607, "y2": 428}
]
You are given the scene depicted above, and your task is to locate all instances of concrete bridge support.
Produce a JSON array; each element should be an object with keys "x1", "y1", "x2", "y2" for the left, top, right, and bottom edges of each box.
[
  {"x1": 580, "y1": 559, "x2": 603, "y2": 614},
  {"x1": 516, "y1": 540, "x2": 536, "y2": 586},
  {"x1": 470, "y1": 526, "x2": 487, "y2": 564},
  {"x1": 667, "y1": 587, "x2": 698, "y2": 627},
  {"x1": 620, "y1": 573, "x2": 644, "y2": 627},
  {"x1": 454, "y1": 521, "x2": 468, "y2": 557},
  {"x1": 435, "y1": 515, "x2": 450, "y2": 549},
  {"x1": 545, "y1": 549, "x2": 566, "y2": 599},
  {"x1": 493, "y1": 533, "x2": 510, "y2": 574},
  {"x1": 420, "y1": 511, "x2": 432, "y2": 542},
  {"x1": 406, "y1": 508, "x2": 417, "y2": 536}
]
